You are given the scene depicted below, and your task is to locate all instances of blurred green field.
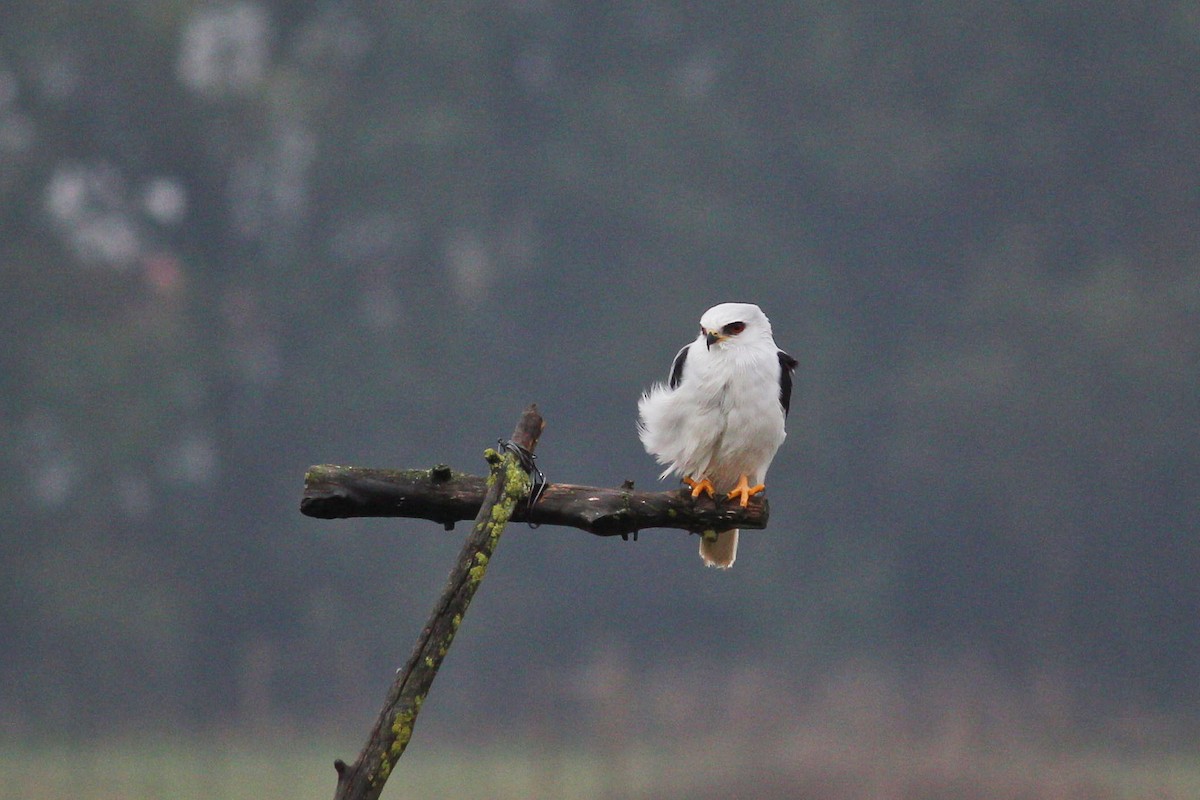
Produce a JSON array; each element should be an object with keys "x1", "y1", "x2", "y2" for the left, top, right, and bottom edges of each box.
[{"x1": 3, "y1": 729, "x2": 1199, "y2": 800}]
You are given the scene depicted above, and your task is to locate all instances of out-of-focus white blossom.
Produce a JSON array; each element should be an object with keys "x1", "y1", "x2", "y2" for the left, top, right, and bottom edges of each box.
[
  {"x1": 142, "y1": 177, "x2": 188, "y2": 226},
  {"x1": 444, "y1": 228, "x2": 494, "y2": 307},
  {"x1": 675, "y1": 52, "x2": 720, "y2": 100},
  {"x1": 44, "y1": 162, "x2": 142, "y2": 268},
  {"x1": 178, "y1": 3, "x2": 271, "y2": 96},
  {"x1": 162, "y1": 430, "x2": 219, "y2": 486}
]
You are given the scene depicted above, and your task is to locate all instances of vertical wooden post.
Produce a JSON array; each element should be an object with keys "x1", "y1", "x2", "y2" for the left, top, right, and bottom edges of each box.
[{"x1": 332, "y1": 405, "x2": 545, "y2": 800}]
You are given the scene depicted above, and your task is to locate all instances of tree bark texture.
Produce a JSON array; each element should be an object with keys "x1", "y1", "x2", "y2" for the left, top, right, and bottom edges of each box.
[{"x1": 302, "y1": 466, "x2": 769, "y2": 537}]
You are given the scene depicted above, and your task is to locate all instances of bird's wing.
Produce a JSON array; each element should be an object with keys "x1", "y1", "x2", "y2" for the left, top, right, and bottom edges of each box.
[
  {"x1": 778, "y1": 350, "x2": 799, "y2": 416},
  {"x1": 668, "y1": 343, "x2": 690, "y2": 389}
]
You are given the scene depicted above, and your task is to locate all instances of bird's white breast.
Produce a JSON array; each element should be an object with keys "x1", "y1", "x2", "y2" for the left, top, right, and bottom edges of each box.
[{"x1": 638, "y1": 339, "x2": 786, "y2": 491}]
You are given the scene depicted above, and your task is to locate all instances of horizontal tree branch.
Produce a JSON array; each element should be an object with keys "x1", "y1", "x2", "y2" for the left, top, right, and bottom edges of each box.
[{"x1": 301, "y1": 464, "x2": 768, "y2": 537}]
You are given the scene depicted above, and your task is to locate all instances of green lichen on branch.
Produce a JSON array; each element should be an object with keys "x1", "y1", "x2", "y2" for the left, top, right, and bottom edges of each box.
[
  {"x1": 330, "y1": 405, "x2": 544, "y2": 800},
  {"x1": 390, "y1": 708, "x2": 416, "y2": 756},
  {"x1": 373, "y1": 755, "x2": 389, "y2": 785},
  {"x1": 467, "y1": 450, "x2": 529, "y2": 587},
  {"x1": 350, "y1": 442, "x2": 530, "y2": 795},
  {"x1": 373, "y1": 707, "x2": 418, "y2": 784}
]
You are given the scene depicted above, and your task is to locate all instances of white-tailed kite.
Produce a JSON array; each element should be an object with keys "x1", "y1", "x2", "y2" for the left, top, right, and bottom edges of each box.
[{"x1": 638, "y1": 302, "x2": 797, "y2": 568}]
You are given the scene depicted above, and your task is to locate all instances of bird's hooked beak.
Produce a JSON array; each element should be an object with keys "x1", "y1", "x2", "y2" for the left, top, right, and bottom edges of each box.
[{"x1": 704, "y1": 329, "x2": 723, "y2": 349}]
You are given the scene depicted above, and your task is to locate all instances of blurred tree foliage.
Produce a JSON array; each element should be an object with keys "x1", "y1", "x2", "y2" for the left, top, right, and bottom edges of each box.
[{"x1": 0, "y1": 1, "x2": 1197, "y2": 732}]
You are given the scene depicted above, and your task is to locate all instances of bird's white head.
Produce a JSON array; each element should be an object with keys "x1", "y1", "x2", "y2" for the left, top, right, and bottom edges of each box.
[{"x1": 698, "y1": 302, "x2": 772, "y2": 350}]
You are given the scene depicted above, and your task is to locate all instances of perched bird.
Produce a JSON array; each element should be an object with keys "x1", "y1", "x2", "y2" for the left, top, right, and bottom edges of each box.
[{"x1": 638, "y1": 302, "x2": 797, "y2": 568}]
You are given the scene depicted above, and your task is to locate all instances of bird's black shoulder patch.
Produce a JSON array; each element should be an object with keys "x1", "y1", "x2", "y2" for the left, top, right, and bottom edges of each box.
[
  {"x1": 778, "y1": 350, "x2": 798, "y2": 416},
  {"x1": 669, "y1": 345, "x2": 689, "y2": 389}
]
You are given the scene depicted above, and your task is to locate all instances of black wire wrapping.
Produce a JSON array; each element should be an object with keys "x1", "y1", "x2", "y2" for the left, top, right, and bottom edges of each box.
[{"x1": 497, "y1": 438, "x2": 546, "y2": 528}]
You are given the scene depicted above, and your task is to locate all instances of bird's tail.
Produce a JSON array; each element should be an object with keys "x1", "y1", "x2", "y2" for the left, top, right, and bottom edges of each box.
[{"x1": 699, "y1": 529, "x2": 738, "y2": 569}]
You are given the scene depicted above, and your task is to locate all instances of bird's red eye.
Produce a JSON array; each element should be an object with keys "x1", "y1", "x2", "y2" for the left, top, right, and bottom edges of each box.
[{"x1": 723, "y1": 321, "x2": 746, "y2": 335}]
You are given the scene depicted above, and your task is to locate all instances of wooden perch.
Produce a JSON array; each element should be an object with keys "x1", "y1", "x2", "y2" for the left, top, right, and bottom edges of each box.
[
  {"x1": 330, "y1": 405, "x2": 545, "y2": 800},
  {"x1": 313, "y1": 404, "x2": 774, "y2": 800},
  {"x1": 302, "y1": 466, "x2": 769, "y2": 537}
]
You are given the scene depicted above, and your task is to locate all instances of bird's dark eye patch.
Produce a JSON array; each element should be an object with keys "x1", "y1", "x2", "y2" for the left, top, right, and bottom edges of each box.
[{"x1": 723, "y1": 321, "x2": 746, "y2": 335}]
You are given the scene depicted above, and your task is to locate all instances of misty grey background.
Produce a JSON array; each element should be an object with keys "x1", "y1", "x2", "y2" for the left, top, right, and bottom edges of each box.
[{"x1": 1, "y1": 0, "x2": 1197, "y2": 756}]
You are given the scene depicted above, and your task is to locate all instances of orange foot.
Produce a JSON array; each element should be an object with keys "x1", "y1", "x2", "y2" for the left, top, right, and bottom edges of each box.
[
  {"x1": 683, "y1": 475, "x2": 716, "y2": 499},
  {"x1": 727, "y1": 474, "x2": 766, "y2": 508}
]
